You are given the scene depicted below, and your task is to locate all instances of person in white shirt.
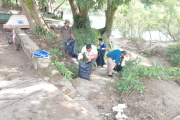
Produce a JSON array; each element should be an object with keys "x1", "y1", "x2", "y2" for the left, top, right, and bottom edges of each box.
[{"x1": 78, "y1": 44, "x2": 98, "y2": 74}]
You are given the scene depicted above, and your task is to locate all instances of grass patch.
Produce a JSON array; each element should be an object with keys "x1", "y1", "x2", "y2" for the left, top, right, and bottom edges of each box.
[
  {"x1": 54, "y1": 60, "x2": 73, "y2": 82},
  {"x1": 166, "y1": 43, "x2": 180, "y2": 67},
  {"x1": 118, "y1": 59, "x2": 180, "y2": 93}
]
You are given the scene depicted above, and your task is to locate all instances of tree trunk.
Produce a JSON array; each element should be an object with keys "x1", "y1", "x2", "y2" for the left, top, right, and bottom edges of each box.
[
  {"x1": 53, "y1": 0, "x2": 66, "y2": 14},
  {"x1": 69, "y1": 0, "x2": 90, "y2": 28},
  {"x1": 69, "y1": 0, "x2": 79, "y2": 15},
  {"x1": 0, "y1": 0, "x2": 3, "y2": 7},
  {"x1": 48, "y1": 0, "x2": 56, "y2": 13},
  {"x1": 19, "y1": 0, "x2": 54, "y2": 36},
  {"x1": 99, "y1": 0, "x2": 117, "y2": 39},
  {"x1": 0, "y1": 0, "x2": 5, "y2": 7}
]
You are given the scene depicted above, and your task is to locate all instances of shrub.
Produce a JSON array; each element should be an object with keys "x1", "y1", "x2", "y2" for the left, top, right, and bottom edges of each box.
[
  {"x1": 54, "y1": 61, "x2": 73, "y2": 82},
  {"x1": 73, "y1": 28, "x2": 101, "y2": 52},
  {"x1": 52, "y1": 15, "x2": 63, "y2": 21},
  {"x1": 166, "y1": 43, "x2": 180, "y2": 67},
  {"x1": 118, "y1": 59, "x2": 180, "y2": 93},
  {"x1": 66, "y1": 63, "x2": 79, "y2": 78}
]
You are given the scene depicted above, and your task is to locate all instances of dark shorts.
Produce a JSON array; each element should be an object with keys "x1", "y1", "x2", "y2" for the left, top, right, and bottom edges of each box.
[{"x1": 63, "y1": 42, "x2": 67, "y2": 51}]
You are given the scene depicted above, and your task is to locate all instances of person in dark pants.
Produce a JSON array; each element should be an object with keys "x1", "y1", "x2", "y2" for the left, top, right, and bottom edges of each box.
[
  {"x1": 106, "y1": 50, "x2": 126, "y2": 77},
  {"x1": 96, "y1": 38, "x2": 107, "y2": 68},
  {"x1": 57, "y1": 20, "x2": 75, "y2": 58}
]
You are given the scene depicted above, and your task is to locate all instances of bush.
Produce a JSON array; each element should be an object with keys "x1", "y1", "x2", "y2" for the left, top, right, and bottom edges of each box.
[
  {"x1": 73, "y1": 28, "x2": 101, "y2": 52},
  {"x1": 66, "y1": 63, "x2": 79, "y2": 78},
  {"x1": 35, "y1": 26, "x2": 46, "y2": 35},
  {"x1": 54, "y1": 61, "x2": 73, "y2": 82},
  {"x1": 166, "y1": 43, "x2": 180, "y2": 67},
  {"x1": 118, "y1": 59, "x2": 180, "y2": 93},
  {"x1": 52, "y1": 15, "x2": 63, "y2": 21}
]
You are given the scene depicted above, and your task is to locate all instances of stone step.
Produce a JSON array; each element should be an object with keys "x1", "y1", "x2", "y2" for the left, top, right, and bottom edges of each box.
[{"x1": 0, "y1": 77, "x2": 97, "y2": 120}]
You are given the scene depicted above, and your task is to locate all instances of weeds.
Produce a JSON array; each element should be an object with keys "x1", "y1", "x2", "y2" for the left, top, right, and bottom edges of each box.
[
  {"x1": 118, "y1": 59, "x2": 180, "y2": 93},
  {"x1": 166, "y1": 43, "x2": 180, "y2": 67},
  {"x1": 54, "y1": 60, "x2": 73, "y2": 82},
  {"x1": 73, "y1": 28, "x2": 101, "y2": 52},
  {"x1": 66, "y1": 63, "x2": 79, "y2": 78},
  {"x1": 52, "y1": 15, "x2": 63, "y2": 21}
]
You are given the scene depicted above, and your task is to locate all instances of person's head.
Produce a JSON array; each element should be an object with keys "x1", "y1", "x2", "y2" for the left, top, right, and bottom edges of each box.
[
  {"x1": 64, "y1": 20, "x2": 70, "y2": 27},
  {"x1": 86, "y1": 44, "x2": 92, "y2": 52},
  {"x1": 98, "y1": 38, "x2": 103, "y2": 44},
  {"x1": 121, "y1": 51, "x2": 126, "y2": 57}
]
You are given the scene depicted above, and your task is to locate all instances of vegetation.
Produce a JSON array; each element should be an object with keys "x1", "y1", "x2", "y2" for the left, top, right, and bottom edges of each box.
[
  {"x1": 52, "y1": 15, "x2": 64, "y2": 21},
  {"x1": 24, "y1": 0, "x2": 34, "y2": 12},
  {"x1": 66, "y1": 63, "x2": 79, "y2": 78},
  {"x1": 118, "y1": 59, "x2": 180, "y2": 93},
  {"x1": 114, "y1": 0, "x2": 180, "y2": 42},
  {"x1": 166, "y1": 43, "x2": 180, "y2": 67},
  {"x1": 54, "y1": 60, "x2": 73, "y2": 82},
  {"x1": 73, "y1": 28, "x2": 101, "y2": 51}
]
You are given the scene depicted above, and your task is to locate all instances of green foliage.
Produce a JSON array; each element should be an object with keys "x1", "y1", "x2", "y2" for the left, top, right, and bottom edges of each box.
[
  {"x1": 118, "y1": 58, "x2": 180, "y2": 93},
  {"x1": 66, "y1": 63, "x2": 79, "y2": 78},
  {"x1": 24, "y1": 0, "x2": 34, "y2": 12},
  {"x1": 35, "y1": 26, "x2": 47, "y2": 35},
  {"x1": 73, "y1": 15, "x2": 91, "y2": 28},
  {"x1": 52, "y1": 15, "x2": 63, "y2": 21},
  {"x1": 166, "y1": 43, "x2": 180, "y2": 66},
  {"x1": 114, "y1": 0, "x2": 180, "y2": 41},
  {"x1": 73, "y1": 28, "x2": 101, "y2": 52},
  {"x1": 54, "y1": 61, "x2": 73, "y2": 82},
  {"x1": 45, "y1": 32, "x2": 57, "y2": 44},
  {"x1": 49, "y1": 48, "x2": 63, "y2": 60}
]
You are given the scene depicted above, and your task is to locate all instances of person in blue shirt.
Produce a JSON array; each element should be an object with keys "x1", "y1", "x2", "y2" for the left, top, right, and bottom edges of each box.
[
  {"x1": 97, "y1": 38, "x2": 107, "y2": 68},
  {"x1": 106, "y1": 49, "x2": 126, "y2": 77}
]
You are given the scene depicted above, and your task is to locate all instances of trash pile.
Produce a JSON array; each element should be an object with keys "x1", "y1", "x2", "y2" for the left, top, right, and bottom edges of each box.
[{"x1": 112, "y1": 104, "x2": 128, "y2": 120}]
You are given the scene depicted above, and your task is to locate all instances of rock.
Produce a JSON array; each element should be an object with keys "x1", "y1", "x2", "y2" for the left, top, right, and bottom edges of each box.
[
  {"x1": 173, "y1": 115, "x2": 180, "y2": 120},
  {"x1": 44, "y1": 77, "x2": 50, "y2": 82},
  {"x1": 175, "y1": 79, "x2": 180, "y2": 85},
  {"x1": 51, "y1": 70, "x2": 59, "y2": 76}
]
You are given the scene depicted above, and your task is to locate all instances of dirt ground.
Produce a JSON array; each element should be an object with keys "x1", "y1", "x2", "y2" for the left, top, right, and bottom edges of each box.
[
  {"x1": 23, "y1": 28, "x2": 180, "y2": 120},
  {"x1": 0, "y1": 24, "x2": 37, "y2": 81}
]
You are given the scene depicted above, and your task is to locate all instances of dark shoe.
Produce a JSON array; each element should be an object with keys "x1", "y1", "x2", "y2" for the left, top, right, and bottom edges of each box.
[{"x1": 107, "y1": 75, "x2": 112, "y2": 77}]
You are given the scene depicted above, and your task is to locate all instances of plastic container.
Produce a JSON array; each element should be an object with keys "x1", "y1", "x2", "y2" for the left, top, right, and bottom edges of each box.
[{"x1": 33, "y1": 50, "x2": 50, "y2": 58}]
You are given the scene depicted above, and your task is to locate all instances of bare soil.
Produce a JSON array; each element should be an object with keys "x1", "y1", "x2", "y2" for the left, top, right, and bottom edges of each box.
[{"x1": 0, "y1": 24, "x2": 37, "y2": 81}]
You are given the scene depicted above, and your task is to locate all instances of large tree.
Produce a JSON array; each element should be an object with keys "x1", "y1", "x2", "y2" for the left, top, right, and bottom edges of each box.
[
  {"x1": 19, "y1": 0, "x2": 55, "y2": 36},
  {"x1": 68, "y1": 0, "x2": 130, "y2": 39},
  {"x1": 69, "y1": 0, "x2": 167, "y2": 39},
  {"x1": 68, "y1": 0, "x2": 101, "y2": 28}
]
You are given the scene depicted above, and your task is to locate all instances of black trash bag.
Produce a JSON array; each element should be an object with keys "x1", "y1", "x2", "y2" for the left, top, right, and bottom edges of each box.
[
  {"x1": 66, "y1": 38, "x2": 78, "y2": 58},
  {"x1": 96, "y1": 49, "x2": 105, "y2": 66},
  {"x1": 113, "y1": 64, "x2": 122, "y2": 71},
  {"x1": 78, "y1": 62, "x2": 91, "y2": 80},
  {"x1": 113, "y1": 56, "x2": 124, "y2": 72}
]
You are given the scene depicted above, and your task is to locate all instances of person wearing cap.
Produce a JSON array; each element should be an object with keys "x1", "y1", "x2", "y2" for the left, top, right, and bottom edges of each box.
[
  {"x1": 57, "y1": 20, "x2": 75, "y2": 57},
  {"x1": 96, "y1": 38, "x2": 107, "y2": 68},
  {"x1": 106, "y1": 50, "x2": 126, "y2": 77}
]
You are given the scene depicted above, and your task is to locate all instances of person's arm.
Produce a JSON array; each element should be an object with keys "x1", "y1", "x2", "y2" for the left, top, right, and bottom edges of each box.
[
  {"x1": 71, "y1": 34, "x2": 75, "y2": 40},
  {"x1": 70, "y1": 28, "x2": 75, "y2": 40},
  {"x1": 88, "y1": 47, "x2": 98, "y2": 62},
  {"x1": 57, "y1": 28, "x2": 62, "y2": 41},
  {"x1": 57, "y1": 33, "x2": 61, "y2": 41},
  {"x1": 88, "y1": 54, "x2": 97, "y2": 62},
  {"x1": 101, "y1": 43, "x2": 107, "y2": 50},
  {"x1": 78, "y1": 46, "x2": 85, "y2": 60}
]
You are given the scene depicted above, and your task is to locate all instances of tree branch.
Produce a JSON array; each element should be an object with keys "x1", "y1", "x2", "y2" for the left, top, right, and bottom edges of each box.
[{"x1": 53, "y1": 0, "x2": 66, "y2": 13}]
